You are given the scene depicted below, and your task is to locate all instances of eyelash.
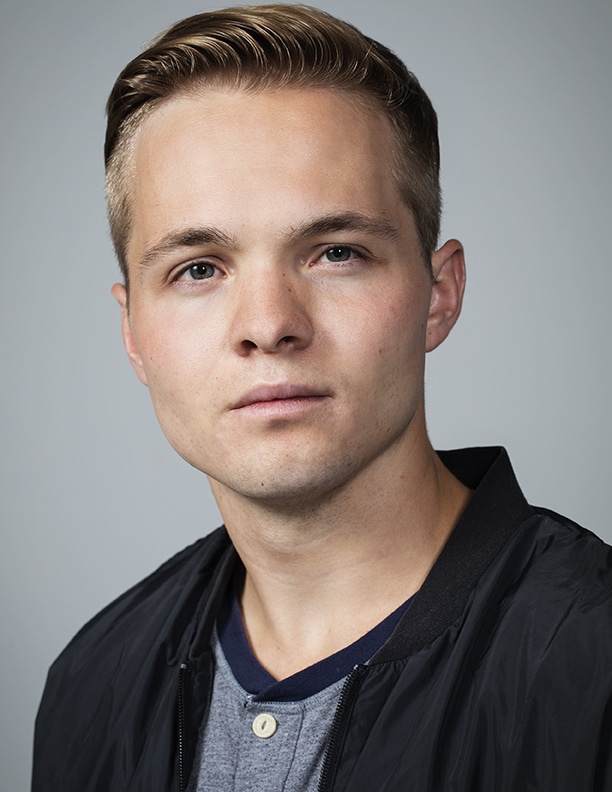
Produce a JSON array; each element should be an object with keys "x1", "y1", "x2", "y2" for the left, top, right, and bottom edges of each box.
[
  {"x1": 172, "y1": 244, "x2": 366, "y2": 284},
  {"x1": 317, "y1": 245, "x2": 362, "y2": 265},
  {"x1": 174, "y1": 260, "x2": 220, "y2": 282}
]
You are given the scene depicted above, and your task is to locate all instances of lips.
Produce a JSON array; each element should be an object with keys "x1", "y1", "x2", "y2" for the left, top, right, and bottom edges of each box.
[{"x1": 232, "y1": 383, "x2": 329, "y2": 410}]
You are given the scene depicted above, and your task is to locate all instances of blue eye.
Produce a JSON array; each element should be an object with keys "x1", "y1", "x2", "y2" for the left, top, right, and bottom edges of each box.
[
  {"x1": 323, "y1": 246, "x2": 355, "y2": 263},
  {"x1": 186, "y1": 262, "x2": 216, "y2": 280}
]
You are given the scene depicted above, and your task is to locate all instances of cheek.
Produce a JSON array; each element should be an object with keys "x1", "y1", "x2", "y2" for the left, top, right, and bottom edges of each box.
[
  {"x1": 133, "y1": 315, "x2": 218, "y2": 403},
  {"x1": 362, "y1": 289, "x2": 429, "y2": 363}
]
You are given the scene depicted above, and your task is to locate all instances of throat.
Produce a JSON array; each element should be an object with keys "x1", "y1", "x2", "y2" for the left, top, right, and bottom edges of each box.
[{"x1": 218, "y1": 572, "x2": 413, "y2": 686}]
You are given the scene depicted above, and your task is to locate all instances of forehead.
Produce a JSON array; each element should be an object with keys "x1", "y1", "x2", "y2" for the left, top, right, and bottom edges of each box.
[
  {"x1": 135, "y1": 82, "x2": 391, "y2": 136},
  {"x1": 127, "y1": 87, "x2": 403, "y2": 264}
]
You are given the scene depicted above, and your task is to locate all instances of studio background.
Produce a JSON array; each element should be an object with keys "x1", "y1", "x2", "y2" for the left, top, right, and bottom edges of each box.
[{"x1": 2, "y1": 0, "x2": 610, "y2": 788}]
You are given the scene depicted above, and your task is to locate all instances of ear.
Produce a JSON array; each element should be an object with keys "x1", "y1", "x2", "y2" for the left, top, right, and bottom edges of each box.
[
  {"x1": 111, "y1": 283, "x2": 149, "y2": 386},
  {"x1": 426, "y1": 239, "x2": 466, "y2": 353}
]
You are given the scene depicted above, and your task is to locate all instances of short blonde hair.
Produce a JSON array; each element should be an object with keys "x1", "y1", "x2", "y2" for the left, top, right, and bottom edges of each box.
[{"x1": 105, "y1": 5, "x2": 441, "y2": 285}]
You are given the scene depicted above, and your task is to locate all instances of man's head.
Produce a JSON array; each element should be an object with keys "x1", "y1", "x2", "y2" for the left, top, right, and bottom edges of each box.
[
  {"x1": 107, "y1": 6, "x2": 465, "y2": 507},
  {"x1": 105, "y1": 4, "x2": 441, "y2": 287}
]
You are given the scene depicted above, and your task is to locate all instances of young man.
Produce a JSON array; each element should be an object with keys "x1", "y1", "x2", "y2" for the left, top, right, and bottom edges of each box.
[{"x1": 33, "y1": 6, "x2": 612, "y2": 791}]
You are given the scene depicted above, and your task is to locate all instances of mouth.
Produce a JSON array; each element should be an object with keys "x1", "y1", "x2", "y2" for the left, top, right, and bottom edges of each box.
[{"x1": 232, "y1": 383, "x2": 331, "y2": 414}]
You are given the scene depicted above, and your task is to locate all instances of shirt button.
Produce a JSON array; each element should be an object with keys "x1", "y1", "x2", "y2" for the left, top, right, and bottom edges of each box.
[{"x1": 252, "y1": 713, "x2": 277, "y2": 739}]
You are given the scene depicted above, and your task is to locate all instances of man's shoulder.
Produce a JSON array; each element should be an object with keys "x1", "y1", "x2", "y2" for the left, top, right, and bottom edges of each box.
[
  {"x1": 471, "y1": 510, "x2": 612, "y2": 744},
  {"x1": 48, "y1": 525, "x2": 232, "y2": 679},
  {"x1": 34, "y1": 529, "x2": 233, "y2": 790},
  {"x1": 461, "y1": 506, "x2": 612, "y2": 695},
  {"x1": 505, "y1": 507, "x2": 612, "y2": 619}
]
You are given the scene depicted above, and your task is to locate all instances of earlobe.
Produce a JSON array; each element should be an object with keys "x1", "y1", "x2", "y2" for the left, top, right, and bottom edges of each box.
[
  {"x1": 111, "y1": 283, "x2": 149, "y2": 386},
  {"x1": 426, "y1": 239, "x2": 466, "y2": 353}
]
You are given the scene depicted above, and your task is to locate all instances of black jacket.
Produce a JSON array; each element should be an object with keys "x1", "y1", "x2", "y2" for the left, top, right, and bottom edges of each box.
[{"x1": 33, "y1": 448, "x2": 612, "y2": 791}]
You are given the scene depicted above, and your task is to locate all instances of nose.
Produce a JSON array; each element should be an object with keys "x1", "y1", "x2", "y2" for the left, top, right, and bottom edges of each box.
[{"x1": 230, "y1": 268, "x2": 314, "y2": 355}]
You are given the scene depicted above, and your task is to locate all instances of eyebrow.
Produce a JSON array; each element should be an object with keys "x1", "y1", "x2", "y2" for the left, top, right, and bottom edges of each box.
[
  {"x1": 287, "y1": 212, "x2": 400, "y2": 243},
  {"x1": 136, "y1": 211, "x2": 399, "y2": 273},
  {"x1": 137, "y1": 226, "x2": 237, "y2": 272}
]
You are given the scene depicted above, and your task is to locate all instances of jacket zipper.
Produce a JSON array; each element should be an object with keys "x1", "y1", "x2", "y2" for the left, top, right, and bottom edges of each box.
[
  {"x1": 178, "y1": 662, "x2": 190, "y2": 792},
  {"x1": 317, "y1": 665, "x2": 366, "y2": 792},
  {"x1": 179, "y1": 658, "x2": 364, "y2": 792}
]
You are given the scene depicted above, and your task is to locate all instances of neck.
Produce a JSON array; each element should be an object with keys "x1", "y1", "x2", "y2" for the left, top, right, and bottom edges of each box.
[{"x1": 209, "y1": 421, "x2": 471, "y2": 680}]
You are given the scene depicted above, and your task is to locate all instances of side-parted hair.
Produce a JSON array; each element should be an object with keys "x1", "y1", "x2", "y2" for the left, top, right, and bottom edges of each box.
[{"x1": 105, "y1": 4, "x2": 441, "y2": 285}]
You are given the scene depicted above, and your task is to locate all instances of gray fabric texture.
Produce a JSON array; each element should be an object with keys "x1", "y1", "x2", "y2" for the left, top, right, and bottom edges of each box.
[{"x1": 191, "y1": 630, "x2": 344, "y2": 792}]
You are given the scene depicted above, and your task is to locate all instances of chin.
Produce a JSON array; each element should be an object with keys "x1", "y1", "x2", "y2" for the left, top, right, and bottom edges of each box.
[{"x1": 209, "y1": 455, "x2": 362, "y2": 509}]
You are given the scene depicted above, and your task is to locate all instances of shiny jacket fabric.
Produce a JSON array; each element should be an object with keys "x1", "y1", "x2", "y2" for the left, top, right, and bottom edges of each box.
[{"x1": 33, "y1": 448, "x2": 612, "y2": 791}]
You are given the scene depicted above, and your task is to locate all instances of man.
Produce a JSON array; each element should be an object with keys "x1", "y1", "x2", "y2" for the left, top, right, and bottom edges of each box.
[{"x1": 33, "y1": 6, "x2": 612, "y2": 791}]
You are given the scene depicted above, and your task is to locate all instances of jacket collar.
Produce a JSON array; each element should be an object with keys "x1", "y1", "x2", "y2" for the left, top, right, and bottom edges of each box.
[{"x1": 372, "y1": 446, "x2": 534, "y2": 662}]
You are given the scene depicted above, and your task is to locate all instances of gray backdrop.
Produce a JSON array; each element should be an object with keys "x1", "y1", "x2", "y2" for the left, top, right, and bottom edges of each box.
[{"x1": 2, "y1": 0, "x2": 611, "y2": 788}]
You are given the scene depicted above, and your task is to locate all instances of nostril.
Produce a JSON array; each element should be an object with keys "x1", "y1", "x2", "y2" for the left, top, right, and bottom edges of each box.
[
  {"x1": 232, "y1": 292, "x2": 314, "y2": 354},
  {"x1": 240, "y1": 334, "x2": 298, "y2": 353}
]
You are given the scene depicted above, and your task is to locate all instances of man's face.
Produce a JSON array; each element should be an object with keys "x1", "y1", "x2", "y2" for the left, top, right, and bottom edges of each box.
[{"x1": 115, "y1": 87, "x2": 461, "y2": 506}]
